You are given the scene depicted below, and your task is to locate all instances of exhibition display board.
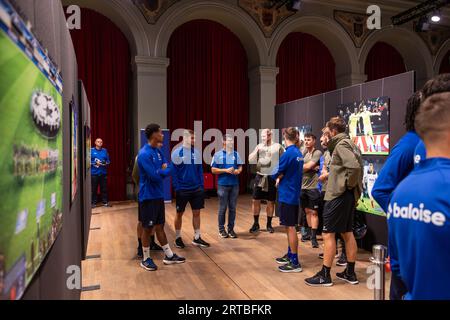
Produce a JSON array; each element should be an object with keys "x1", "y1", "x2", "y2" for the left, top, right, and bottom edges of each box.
[
  {"x1": 0, "y1": 0, "x2": 64, "y2": 300},
  {"x1": 2, "y1": 0, "x2": 86, "y2": 300},
  {"x1": 275, "y1": 71, "x2": 415, "y2": 248},
  {"x1": 79, "y1": 80, "x2": 91, "y2": 259}
]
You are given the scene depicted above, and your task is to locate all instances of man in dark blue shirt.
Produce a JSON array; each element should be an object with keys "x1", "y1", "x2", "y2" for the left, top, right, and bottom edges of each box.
[
  {"x1": 388, "y1": 91, "x2": 450, "y2": 300},
  {"x1": 211, "y1": 134, "x2": 243, "y2": 239},
  {"x1": 91, "y1": 138, "x2": 111, "y2": 207},
  {"x1": 272, "y1": 127, "x2": 304, "y2": 273},
  {"x1": 372, "y1": 92, "x2": 424, "y2": 214},
  {"x1": 371, "y1": 91, "x2": 424, "y2": 299},
  {"x1": 170, "y1": 129, "x2": 210, "y2": 249},
  {"x1": 137, "y1": 124, "x2": 185, "y2": 271}
]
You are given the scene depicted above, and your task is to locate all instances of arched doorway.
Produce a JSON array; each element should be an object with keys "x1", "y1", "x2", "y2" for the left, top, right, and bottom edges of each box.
[
  {"x1": 365, "y1": 42, "x2": 406, "y2": 82},
  {"x1": 70, "y1": 8, "x2": 131, "y2": 201},
  {"x1": 167, "y1": 19, "x2": 249, "y2": 192},
  {"x1": 276, "y1": 32, "x2": 336, "y2": 104}
]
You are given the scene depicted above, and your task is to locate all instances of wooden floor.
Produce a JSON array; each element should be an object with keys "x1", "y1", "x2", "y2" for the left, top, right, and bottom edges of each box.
[{"x1": 82, "y1": 195, "x2": 390, "y2": 300}]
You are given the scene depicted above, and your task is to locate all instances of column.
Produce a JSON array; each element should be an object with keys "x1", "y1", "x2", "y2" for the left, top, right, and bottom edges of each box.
[
  {"x1": 134, "y1": 56, "x2": 170, "y2": 133},
  {"x1": 248, "y1": 66, "x2": 279, "y2": 130}
]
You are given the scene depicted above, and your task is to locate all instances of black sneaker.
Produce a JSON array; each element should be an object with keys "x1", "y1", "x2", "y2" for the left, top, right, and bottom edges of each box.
[
  {"x1": 103, "y1": 203, "x2": 112, "y2": 207},
  {"x1": 192, "y1": 237, "x2": 210, "y2": 248},
  {"x1": 249, "y1": 223, "x2": 260, "y2": 233},
  {"x1": 219, "y1": 230, "x2": 229, "y2": 238},
  {"x1": 301, "y1": 234, "x2": 311, "y2": 242},
  {"x1": 175, "y1": 237, "x2": 185, "y2": 249},
  {"x1": 91, "y1": 203, "x2": 97, "y2": 208},
  {"x1": 311, "y1": 238, "x2": 319, "y2": 248},
  {"x1": 267, "y1": 225, "x2": 275, "y2": 233},
  {"x1": 305, "y1": 271, "x2": 333, "y2": 287},
  {"x1": 228, "y1": 230, "x2": 238, "y2": 238},
  {"x1": 150, "y1": 242, "x2": 163, "y2": 251},
  {"x1": 278, "y1": 261, "x2": 302, "y2": 273},
  {"x1": 163, "y1": 253, "x2": 186, "y2": 265},
  {"x1": 336, "y1": 270, "x2": 359, "y2": 285},
  {"x1": 275, "y1": 254, "x2": 290, "y2": 265},
  {"x1": 137, "y1": 246, "x2": 143, "y2": 259},
  {"x1": 336, "y1": 254, "x2": 348, "y2": 267}
]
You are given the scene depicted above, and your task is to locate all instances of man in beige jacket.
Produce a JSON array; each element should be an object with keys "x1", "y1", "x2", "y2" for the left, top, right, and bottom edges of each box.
[{"x1": 305, "y1": 117, "x2": 363, "y2": 287}]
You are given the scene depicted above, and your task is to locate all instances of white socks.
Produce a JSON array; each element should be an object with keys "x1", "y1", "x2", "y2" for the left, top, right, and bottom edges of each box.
[
  {"x1": 177, "y1": 229, "x2": 201, "y2": 240},
  {"x1": 162, "y1": 244, "x2": 174, "y2": 258},
  {"x1": 143, "y1": 247, "x2": 150, "y2": 261}
]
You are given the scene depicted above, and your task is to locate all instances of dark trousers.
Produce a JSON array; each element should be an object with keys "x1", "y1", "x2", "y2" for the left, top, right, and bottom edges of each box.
[{"x1": 92, "y1": 174, "x2": 108, "y2": 204}]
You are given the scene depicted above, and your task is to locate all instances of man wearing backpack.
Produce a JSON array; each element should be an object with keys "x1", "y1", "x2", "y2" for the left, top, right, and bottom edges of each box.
[{"x1": 305, "y1": 117, "x2": 363, "y2": 287}]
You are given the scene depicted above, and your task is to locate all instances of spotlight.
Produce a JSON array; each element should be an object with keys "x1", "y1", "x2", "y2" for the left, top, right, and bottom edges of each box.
[{"x1": 431, "y1": 11, "x2": 441, "y2": 22}]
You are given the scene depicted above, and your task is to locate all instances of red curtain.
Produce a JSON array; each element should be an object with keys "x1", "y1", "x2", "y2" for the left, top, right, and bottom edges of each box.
[
  {"x1": 167, "y1": 20, "x2": 249, "y2": 192},
  {"x1": 276, "y1": 32, "x2": 336, "y2": 104},
  {"x1": 440, "y1": 50, "x2": 450, "y2": 74},
  {"x1": 69, "y1": 8, "x2": 131, "y2": 201},
  {"x1": 365, "y1": 42, "x2": 406, "y2": 82}
]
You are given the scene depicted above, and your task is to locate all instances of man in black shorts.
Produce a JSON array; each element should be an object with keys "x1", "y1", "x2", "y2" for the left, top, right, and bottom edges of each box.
[
  {"x1": 318, "y1": 127, "x2": 347, "y2": 265},
  {"x1": 137, "y1": 124, "x2": 186, "y2": 271},
  {"x1": 300, "y1": 133, "x2": 322, "y2": 248},
  {"x1": 248, "y1": 129, "x2": 284, "y2": 233},
  {"x1": 170, "y1": 130, "x2": 210, "y2": 249},
  {"x1": 305, "y1": 117, "x2": 363, "y2": 286},
  {"x1": 132, "y1": 155, "x2": 163, "y2": 259},
  {"x1": 272, "y1": 127, "x2": 304, "y2": 272}
]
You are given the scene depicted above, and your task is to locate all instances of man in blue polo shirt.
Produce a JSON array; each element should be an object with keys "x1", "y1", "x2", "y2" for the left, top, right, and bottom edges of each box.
[
  {"x1": 272, "y1": 127, "x2": 304, "y2": 273},
  {"x1": 91, "y1": 138, "x2": 111, "y2": 207},
  {"x1": 387, "y1": 91, "x2": 450, "y2": 300},
  {"x1": 211, "y1": 134, "x2": 243, "y2": 239},
  {"x1": 137, "y1": 123, "x2": 185, "y2": 271},
  {"x1": 170, "y1": 129, "x2": 210, "y2": 249}
]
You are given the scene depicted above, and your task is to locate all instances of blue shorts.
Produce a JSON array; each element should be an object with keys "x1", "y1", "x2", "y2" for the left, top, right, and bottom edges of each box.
[{"x1": 279, "y1": 202, "x2": 299, "y2": 227}]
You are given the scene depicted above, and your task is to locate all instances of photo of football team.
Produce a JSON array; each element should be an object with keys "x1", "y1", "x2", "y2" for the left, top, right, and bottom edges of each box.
[
  {"x1": 356, "y1": 157, "x2": 385, "y2": 216},
  {"x1": 337, "y1": 97, "x2": 390, "y2": 155}
]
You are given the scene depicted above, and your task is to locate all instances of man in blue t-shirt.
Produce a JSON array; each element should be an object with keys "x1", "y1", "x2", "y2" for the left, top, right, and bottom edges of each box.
[
  {"x1": 272, "y1": 127, "x2": 304, "y2": 273},
  {"x1": 388, "y1": 91, "x2": 450, "y2": 300},
  {"x1": 137, "y1": 124, "x2": 185, "y2": 271},
  {"x1": 372, "y1": 92, "x2": 424, "y2": 213},
  {"x1": 211, "y1": 134, "x2": 243, "y2": 239},
  {"x1": 170, "y1": 129, "x2": 209, "y2": 249},
  {"x1": 371, "y1": 91, "x2": 424, "y2": 299},
  {"x1": 91, "y1": 138, "x2": 111, "y2": 207}
]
